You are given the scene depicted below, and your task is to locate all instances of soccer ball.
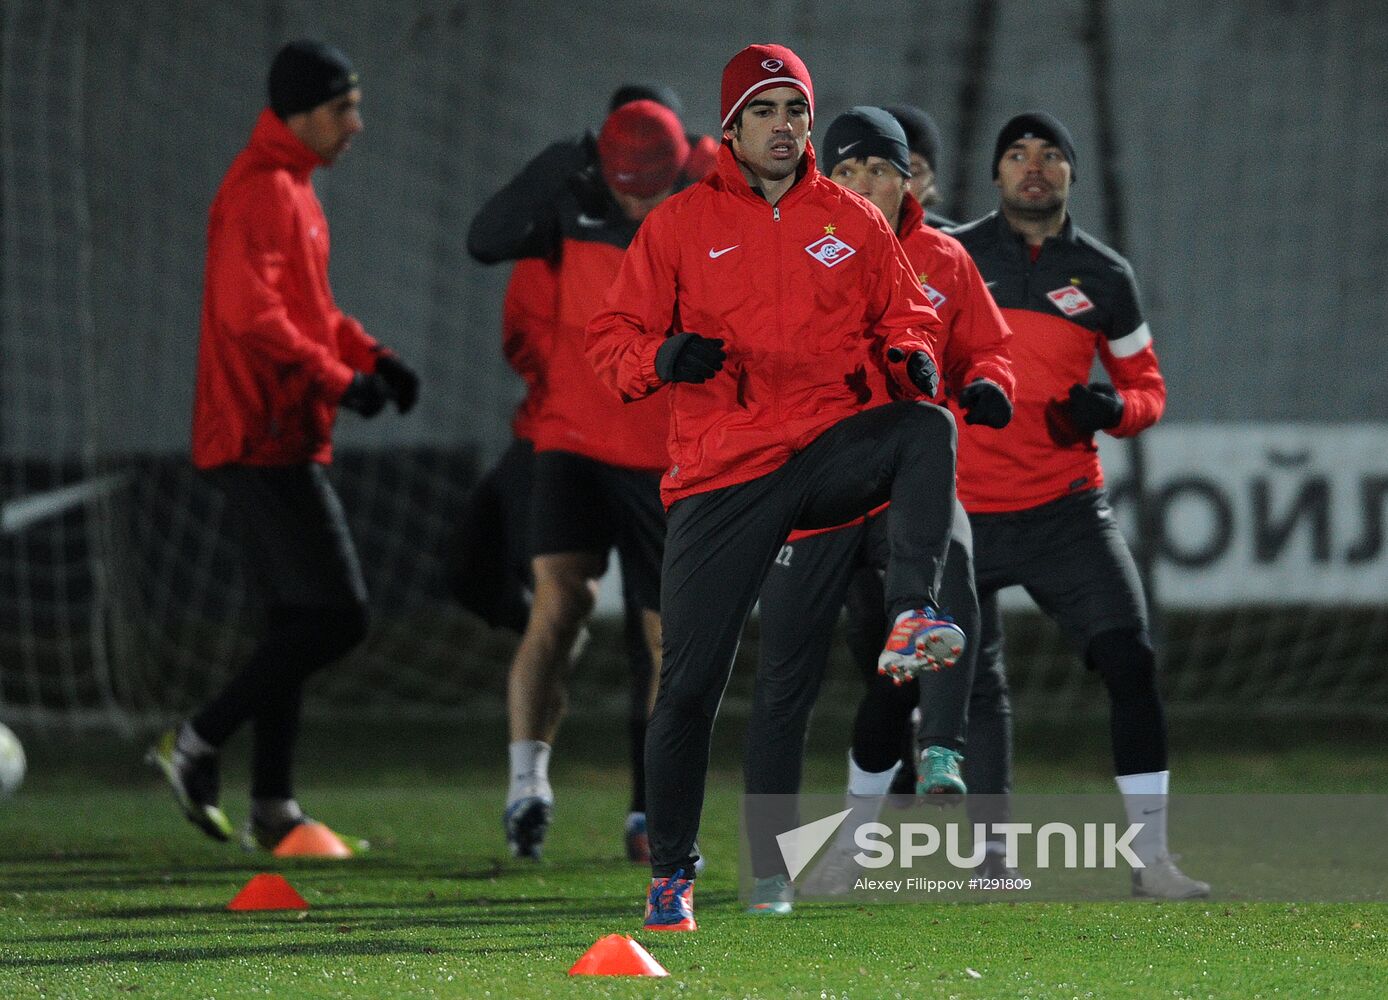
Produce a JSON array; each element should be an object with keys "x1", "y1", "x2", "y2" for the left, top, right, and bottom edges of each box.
[{"x1": 0, "y1": 723, "x2": 26, "y2": 797}]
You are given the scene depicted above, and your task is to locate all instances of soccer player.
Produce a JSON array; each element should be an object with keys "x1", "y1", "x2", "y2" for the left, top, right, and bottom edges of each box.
[
  {"x1": 947, "y1": 111, "x2": 1208, "y2": 897},
  {"x1": 587, "y1": 46, "x2": 965, "y2": 932},
  {"x1": 451, "y1": 83, "x2": 702, "y2": 864},
  {"x1": 446, "y1": 263, "x2": 658, "y2": 863},
  {"x1": 743, "y1": 107, "x2": 1013, "y2": 913},
  {"x1": 467, "y1": 100, "x2": 690, "y2": 862},
  {"x1": 149, "y1": 40, "x2": 421, "y2": 850}
]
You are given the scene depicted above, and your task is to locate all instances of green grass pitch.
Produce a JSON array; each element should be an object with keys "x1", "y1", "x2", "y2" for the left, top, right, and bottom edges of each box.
[{"x1": 1, "y1": 711, "x2": 1385, "y2": 998}]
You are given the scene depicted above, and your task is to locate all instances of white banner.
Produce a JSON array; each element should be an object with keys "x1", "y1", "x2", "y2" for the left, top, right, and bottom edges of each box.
[{"x1": 1099, "y1": 423, "x2": 1388, "y2": 606}]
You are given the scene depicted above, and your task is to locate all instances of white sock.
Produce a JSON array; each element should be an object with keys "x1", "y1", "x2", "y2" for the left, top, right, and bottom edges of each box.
[
  {"x1": 828, "y1": 752, "x2": 900, "y2": 852},
  {"x1": 175, "y1": 721, "x2": 216, "y2": 758},
  {"x1": 508, "y1": 740, "x2": 553, "y2": 803},
  {"x1": 252, "y1": 797, "x2": 303, "y2": 827},
  {"x1": 832, "y1": 792, "x2": 887, "y2": 854},
  {"x1": 1116, "y1": 769, "x2": 1170, "y2": 866},
  {"x1": 847, "y1": 751, "x2": 901, "y2": 797}
]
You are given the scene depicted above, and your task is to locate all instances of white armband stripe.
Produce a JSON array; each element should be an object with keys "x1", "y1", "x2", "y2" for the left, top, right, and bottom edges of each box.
[{"x1": 1108, "y1": 322, "x2": 1152, "y2": 358}]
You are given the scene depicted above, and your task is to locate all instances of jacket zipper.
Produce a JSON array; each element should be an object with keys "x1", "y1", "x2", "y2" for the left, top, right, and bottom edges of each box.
[{"x1": 772, "y1": 203, "x2": 782, "y2": 434}]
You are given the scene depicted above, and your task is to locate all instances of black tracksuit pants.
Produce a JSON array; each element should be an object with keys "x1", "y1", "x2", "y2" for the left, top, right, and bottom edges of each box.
[
  {"x1": 742, "y1": 500, "x2": 977, "y2": 878},
  {"x1": 193, "y1": 464, "x2": 369, "y2": 801},
  {"x1": 646, "y1": 401, "x2": 957, "y2": 877}
]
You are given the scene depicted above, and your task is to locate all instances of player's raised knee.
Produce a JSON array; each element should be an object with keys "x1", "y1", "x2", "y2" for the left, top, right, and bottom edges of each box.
[{"x1": 905, "y1": 399, "x2": 957, "y2": 445}]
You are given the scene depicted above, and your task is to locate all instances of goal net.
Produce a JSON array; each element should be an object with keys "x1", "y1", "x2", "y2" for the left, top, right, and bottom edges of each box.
[{"x1": 3, "y1": 0, "x2": 1387, "y2": 732}]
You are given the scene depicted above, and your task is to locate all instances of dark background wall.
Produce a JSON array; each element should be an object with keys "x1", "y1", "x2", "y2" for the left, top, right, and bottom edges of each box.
[{"x1": 4, "y1": 1, "x2": 1385, "y2": 463}]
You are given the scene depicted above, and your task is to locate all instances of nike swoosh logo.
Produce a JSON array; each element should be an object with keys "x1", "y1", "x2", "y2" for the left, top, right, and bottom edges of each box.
[
  {"x1": 985, "y1": 280, "x2": 999, "y2": 288},
  {"x1": 836, "y1": 140, "x2": 860, "y2": 155},
  {"x1": 576, "y1": 213, "x2": 605, "y2": 228},
  {"x1": 1141, "y1": 806, "x2": 1166, "y2": 815},
  {"x1": 708, "y1": 245, "x2": 740, "y2": 259}
]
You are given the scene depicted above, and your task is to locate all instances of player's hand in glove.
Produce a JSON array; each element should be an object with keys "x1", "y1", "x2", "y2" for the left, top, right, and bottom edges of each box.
[
  {"x1": 1044, "y1": 382, "x2": 1123, "y2": 446},
  {"x1": 886, "y1": 347, "x2": 941, "y2": 399},
  {"x1": 958, "y1": 378, "x2": 1012, "y2": 428},
  {"x1": 375, "y1": 354, "x2": 421, "y2": 414},
  {"x1": 655, "y1": 332, "x2": 726, "y2": 384},
  {"x1": 339, "y1": 373, "x2": 392, "y2": 418},
  {"x1": 1065, "y1": 382, "x2": 1124, "y2": 432}
]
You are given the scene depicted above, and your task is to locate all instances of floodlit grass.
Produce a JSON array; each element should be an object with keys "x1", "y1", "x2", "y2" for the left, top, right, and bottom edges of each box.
[{"x1": 1, "y1": 711, "x2": 1385, "y2": 998}]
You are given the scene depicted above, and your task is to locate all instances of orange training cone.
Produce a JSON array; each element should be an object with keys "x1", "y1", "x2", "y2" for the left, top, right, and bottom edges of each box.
[
  {"x1": 568, "y1": 934, "x2": 669, "y2": 977},
  {"x1": 272, "y1": 822, "x2": 354, "y2": 859},
  {"x1": 227, "y1": 873, "x2": 309, "y2": 911}
]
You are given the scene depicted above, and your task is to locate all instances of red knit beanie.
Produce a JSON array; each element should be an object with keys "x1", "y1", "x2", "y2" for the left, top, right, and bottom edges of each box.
[
  {"x1": 597, "y1": 99, "x2": 690, "y2": 198},
  {"x1": 719, "y1": 44, "x2": 814, "y2": 131}
]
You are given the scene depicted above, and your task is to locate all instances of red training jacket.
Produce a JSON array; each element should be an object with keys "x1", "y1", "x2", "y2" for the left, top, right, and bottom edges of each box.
[
  {"x1": 585, "y1": 141, "x2": 945, "y2": 506},
  {"x1": 192, "y1": 109, "x2": 379, "y2": 469}
]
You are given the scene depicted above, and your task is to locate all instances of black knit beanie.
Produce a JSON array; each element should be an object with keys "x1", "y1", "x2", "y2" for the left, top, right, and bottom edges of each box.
[
  {"x1": 822, "y1": 107, "x2": 912, "y2": 178},
  {"x1": 268, "y1": 40, "x2": 358, "y2": 119},
  {"x1": 884, "y1": 104, "x2": 942, "y2": 173},
  {"x1": 992, "y1": 110, "x2": 1077, "y2": 182}
]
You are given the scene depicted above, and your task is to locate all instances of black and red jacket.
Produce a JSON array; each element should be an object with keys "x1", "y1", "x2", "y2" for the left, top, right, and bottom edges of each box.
[
  {"x1": 947, "y1": 210, "x2": 1165, "y2": 513},
  {"x1": 468, "y1": 136, "x2": 670, "y2": 472}
]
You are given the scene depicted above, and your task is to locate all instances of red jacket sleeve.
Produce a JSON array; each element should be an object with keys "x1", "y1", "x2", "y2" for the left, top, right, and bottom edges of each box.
[
  {"x1": 335, "y1": 314, "x2": 380, "y2": 373},
  {"x1": 865, "y1": 222, "x2": 945, "y2": 399},
  {"x1": 1101, "y1": 334, "x2": 1165, "y2": 437},
  {"x1": 214, "y1": 176, "x2": 355, "y2": 398},
  {"x1": 584, "y1": 210, "x2": 674, "y2": 403},
  {"x1": 1098, "y1": 266, "x2": 1163, "y2": 437},
  {"x1": 941, "y1": 244, "x2": 1015, "y2": 401}
]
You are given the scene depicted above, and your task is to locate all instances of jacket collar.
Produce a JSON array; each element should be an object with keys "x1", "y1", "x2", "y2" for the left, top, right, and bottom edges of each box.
[
  {"x1": 248, "y1": 107, "x2": 325, "y2": 178},
  {"x1": 991, "y1": 207, "x2": 1075, "y2": 255},
  {"x1": 896, "y1": 190, "x2": 925, "y2": 239},
  {"x1": 712, "y1": 137, "x2": 819, "y2": 207}
]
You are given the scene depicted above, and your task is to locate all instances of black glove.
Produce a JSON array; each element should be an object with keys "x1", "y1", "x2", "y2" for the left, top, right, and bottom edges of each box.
[
  {"x1": 886, "y1": 347, "x2": 941, "y2": 399},
  {"x1": 958, "y1": 378, "x2": 1013, "y2": 428},
  {"x1": 375, "y1": 354, "x2": 420, "y2": 414},
  {"x1": 655, "y1": 333, "x2": 726, "y2": 384},
  {"x1": 1065, "y1": 382, "x2": 1124, "y2": 433},
  {"x1": 1044, "y1": 382, "x2": 1124, "y2": 447},
  {"x1": 339, "y1": 373, "x2": 391, "y2": 418}
]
